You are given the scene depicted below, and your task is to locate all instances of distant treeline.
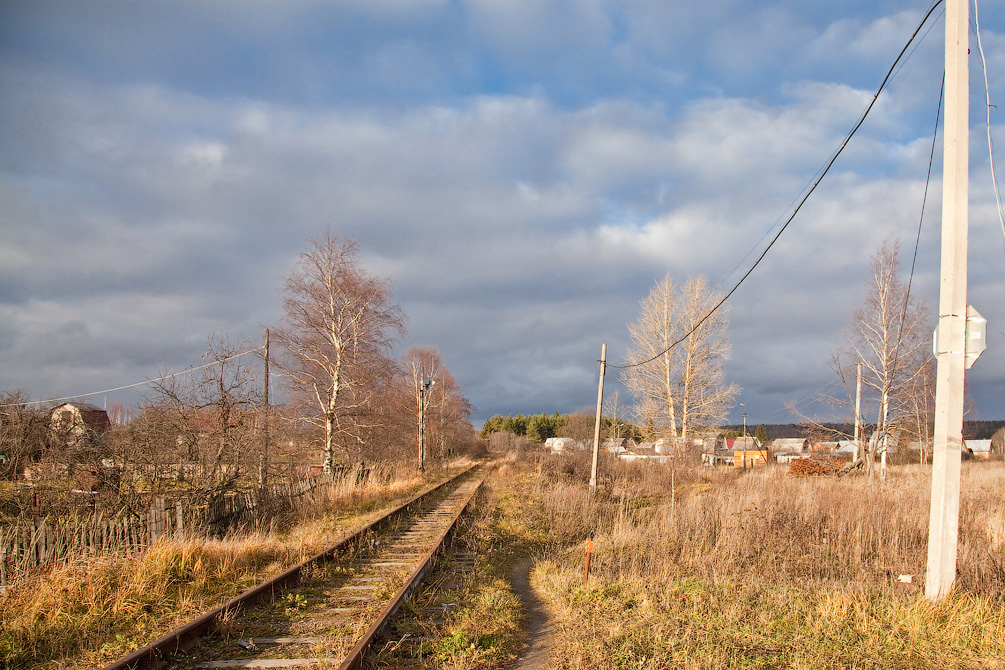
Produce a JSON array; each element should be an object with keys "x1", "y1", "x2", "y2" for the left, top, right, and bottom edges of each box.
[
  {"x1": 719, "y1": 423, "x2": 858, "y2": 441},
  {"x1": 963, "y1": 420, "x2": 1005, "y2": 440},
  {"x1": 480, "y1": 412, "x2": 642, "y2": 442},
  {"x1": 484, "y1": 416, "x2": 1005, "y2": 444},
  {"x1": 719, "y1": 421, "x2": 1005, "y2": 441}
]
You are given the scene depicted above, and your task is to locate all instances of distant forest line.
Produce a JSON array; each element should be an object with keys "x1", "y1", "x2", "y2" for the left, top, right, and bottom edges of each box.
[{"x1": 481, "y1": 414, "x2": 1005, "y2": 443}]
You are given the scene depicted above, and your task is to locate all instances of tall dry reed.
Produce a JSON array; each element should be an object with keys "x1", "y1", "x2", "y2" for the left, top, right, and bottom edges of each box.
[{"x1": 530, "y1": 454, "x2": 1005, "y2": 597}]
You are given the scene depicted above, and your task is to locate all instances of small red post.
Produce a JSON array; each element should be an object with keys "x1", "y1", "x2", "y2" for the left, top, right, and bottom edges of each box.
[{"x1": 583, "y1": 530, "x2": 595, "y2": 585}]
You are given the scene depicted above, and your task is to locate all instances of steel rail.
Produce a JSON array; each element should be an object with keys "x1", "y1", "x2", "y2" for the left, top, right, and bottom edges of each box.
[
  {"x1": 102, "y1": 464, "x2": 478, "y2": 670},
  {"x1": 337, "y1": 475, "x2": 483, "y2": 670}
]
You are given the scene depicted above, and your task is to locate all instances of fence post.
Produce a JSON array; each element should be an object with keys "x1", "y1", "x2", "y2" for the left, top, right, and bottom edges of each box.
[
  {"x1": 34, "y1": 518, "x2": 48, "y2": 566},
  {"x1": 158, "y1": 496, "x2": 167, "y2": 539},
  {"x1": 176, "y1": 500, "x2": 184, "y2": 538}
]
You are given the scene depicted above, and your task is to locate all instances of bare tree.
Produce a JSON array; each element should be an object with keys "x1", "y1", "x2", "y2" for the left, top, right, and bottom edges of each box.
[
  {"x1": 900, "y1": 357, "x2": 936, "y2": 464},
  {"x1": 559, "y1": 410, "x2": 596, "y2": 446},
  {"x1": 402, "y1": 346, "x2": 476, "y2": 461},
  {"x1": 621, "y1": 274, "x2": 738, "y2": 451},
  {"x1": 605, "y1": 390, "x2": 625, "y2": 447},
  {"x1": 143, "y1": 334, "x2": 261, "y2": 491},
  {"x1": 274, "y1": 232, "x2": 405, "y2": 473},
  {"x1": 0, "y1": 390, "x2": 51, "y2": 479},
  {"x1": 832, "y1": 240, "x2": 933, "y2": 475},
  {"x1": 404, "y1": 346, "x2": 440, "y2": 465}
]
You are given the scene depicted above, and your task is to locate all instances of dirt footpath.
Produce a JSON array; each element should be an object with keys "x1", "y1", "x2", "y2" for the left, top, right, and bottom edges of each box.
[{"x1": 509, "y1": 558, "x2": 554, "y2": 670}]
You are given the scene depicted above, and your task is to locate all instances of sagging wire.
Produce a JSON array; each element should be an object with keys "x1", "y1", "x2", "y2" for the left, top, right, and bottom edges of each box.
[
  {"x1": 973, "y1": 0, "x2": 1005, "y2": 251},
  {"x1": 776, "y1": 377, "x2": 846, "y2": 419},
  {"x1": 609, "y1": 0, "x2": 947, "y2": 370},
  {"x1": 0, "y1": 346, "x2": 266, "y2": 408}
]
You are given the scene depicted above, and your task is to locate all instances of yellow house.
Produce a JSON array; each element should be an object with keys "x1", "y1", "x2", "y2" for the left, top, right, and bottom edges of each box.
[
  {"x1": 727, "y1": 436, "x2": 771, "y2": 468},
  {"x1": 732, "y1": 448, "x2": 771, "y2": 468}
]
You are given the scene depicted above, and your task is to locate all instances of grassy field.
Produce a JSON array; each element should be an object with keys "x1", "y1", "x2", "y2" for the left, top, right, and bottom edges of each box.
[
  {"x1": 4, "y1": 453, "x2": 1005, "y2": 669},
  {"x1": 514, "y1": 452, "x2": 1005, "y2": 669}
]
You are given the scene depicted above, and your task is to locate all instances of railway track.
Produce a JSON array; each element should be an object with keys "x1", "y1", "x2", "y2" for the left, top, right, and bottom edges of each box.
[{"x1": 105, "y1": 466, "x2": 485, "y2": 670}]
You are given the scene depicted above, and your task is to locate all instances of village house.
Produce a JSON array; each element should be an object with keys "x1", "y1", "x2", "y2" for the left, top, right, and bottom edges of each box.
[
  {"x1": 50, "y1": 402, "x2": 111, "y2": 446},
  {"x1": 965, "y1": 439, "x2": 993, "y2": 459},
  {"x1": 544, "y1": 437, "x2": 584, "y2": 454},
  {"x1": 772, "y1": 437, "x2": 809, "y2": 464},
  {"x1": 727, "y1": 436, "x2": 771, "y2": 468},
  {"x1": 21, "y1": 402, "x2": 114, "y2": 486}
]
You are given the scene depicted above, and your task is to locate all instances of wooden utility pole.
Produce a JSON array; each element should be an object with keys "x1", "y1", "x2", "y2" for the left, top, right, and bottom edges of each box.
[
  {"x1": 854, "y1": 362, "x2": 863, "y2": 463},
  {"x1": 418, "y1": 384, "x2": 425, "y2": 473},
  {"x1": 418, "y1": 376, "x2": 434, "y2": 472},
  {"x1": 926, "y1": 0, "x2": 968, "y2": 601},
  {"x1": 589, "y1": 343, "x2": 607, "y2": 492},
  {"x1": 259, "y1": 329, "x2": 270, "y2": 489}
]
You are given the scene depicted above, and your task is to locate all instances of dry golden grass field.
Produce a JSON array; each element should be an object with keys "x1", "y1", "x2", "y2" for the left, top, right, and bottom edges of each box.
[
  {"x1": 506, "y1": 451, "x2": 1005, "y2": 669},
  {"x1": 3, "y1": 453, "x2": 1005, "y2": 670}
]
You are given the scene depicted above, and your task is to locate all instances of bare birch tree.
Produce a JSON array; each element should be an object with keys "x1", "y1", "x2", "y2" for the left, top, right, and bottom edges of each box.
[
  {"x1": 832, "y1": 239, "x2": 933, "y2": 475},
  {"x1": 622, "y1": 274, "x2": 738, "y2": 451},
  {"x1": 402, "y1": 346, "x2": 475, "y2": 461},
  {"x1": 274, "y1": 232, "x2": 405, "y2": 473}
]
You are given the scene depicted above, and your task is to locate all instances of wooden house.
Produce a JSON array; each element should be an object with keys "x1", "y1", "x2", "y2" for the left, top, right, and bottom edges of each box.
[
  {"x1": 732, "y1": 448, "x2": 772, "y2": 468},
  {"x1": 966, "y1": 439, "x2": 993, "y2": 459},
  {"x1": 50, "y1": 402, "x2": 111, "y2": 445}
]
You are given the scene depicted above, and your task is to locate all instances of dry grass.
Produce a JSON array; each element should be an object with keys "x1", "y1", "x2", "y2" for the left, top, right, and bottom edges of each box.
[
  {"x1": 373, "y1": 459, "x2": 552, "y2": 669},
  {"x1": 0, "y1": 460, "x2": 467, "y2": 670},
  {"x1": 534, "y1": 564, "x2": 1005, "y2": 669},
  {"x1": 514, "y1": 453, "x2": 1005, "y2": 668},
  {"x1": 0, "y1": 535, "x2": 298, "y2": 668}
]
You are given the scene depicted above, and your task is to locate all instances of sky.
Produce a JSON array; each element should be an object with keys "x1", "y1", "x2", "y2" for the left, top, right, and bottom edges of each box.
[{"x1": 2, "y1": 0, "x2": 1005, "y2": 430}]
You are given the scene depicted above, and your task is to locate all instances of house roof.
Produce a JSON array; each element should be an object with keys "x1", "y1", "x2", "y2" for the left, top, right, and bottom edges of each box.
[
  {"x1": 51, "y1": 402, "x2": 111, "y2": 432},
  {"x1": 727, "y1": 436, "x2": 761, "y2": 450},
  {"x1": 57, "y1": 401, "x2": 104, "y2": 413},
  {"x1": 967, "y1": 439, "x2": 992, "y2": 453},
  {"x1": 772, "y1": 438, "x2": 809, "y2": 452}
]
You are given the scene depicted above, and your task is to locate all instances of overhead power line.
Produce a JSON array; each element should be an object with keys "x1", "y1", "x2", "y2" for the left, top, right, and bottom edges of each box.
[
  {"x1": 1, "y1": 346, "x2": 265, "y2": 408},
  {"x1": 972, "y1": 0, "x2": 1005, "y2": 250},
  {"x1": 611, "y1": 0, "x2": 947, "y2": 370}
]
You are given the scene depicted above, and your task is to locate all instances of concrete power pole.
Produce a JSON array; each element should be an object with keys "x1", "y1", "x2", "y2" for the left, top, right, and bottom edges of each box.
[
  {"x1": 589, "y1": 343, "x2": 607, "y2": 492},
  {"x1": 926, "y1": 0, "x2": 969, "y2": 601}
]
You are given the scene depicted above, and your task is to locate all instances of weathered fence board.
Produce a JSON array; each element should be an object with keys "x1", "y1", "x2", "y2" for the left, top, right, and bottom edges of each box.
[{"x1": 0, "y1": 475, "x2": 332, "y2": 586}]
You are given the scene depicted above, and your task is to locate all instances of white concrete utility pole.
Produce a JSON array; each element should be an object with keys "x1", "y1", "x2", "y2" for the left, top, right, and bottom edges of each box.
[
  {"x1": 925, "y1": 0, "x2": 969, "y2": 601},
  {"x1": 589, "y1": 343, "x2": 607, "y2": 492}
]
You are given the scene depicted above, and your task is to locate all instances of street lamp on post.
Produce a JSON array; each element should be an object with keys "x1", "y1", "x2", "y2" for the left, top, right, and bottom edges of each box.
[
  {"x1": 418, "y1": 376, "x2": 435, "y2": 472},
  {"x1": 741, "y1": 406, "x2": 747, "y2": 470}
]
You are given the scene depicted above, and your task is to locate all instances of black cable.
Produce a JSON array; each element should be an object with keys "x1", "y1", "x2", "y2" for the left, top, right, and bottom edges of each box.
[{"x1": 610, "y1": 0, "x2": 947, "y2": 370}]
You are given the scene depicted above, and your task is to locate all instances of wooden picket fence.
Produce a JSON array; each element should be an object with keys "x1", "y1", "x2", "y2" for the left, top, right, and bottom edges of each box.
[{"x1": 0, "y1": 476, "x2": 331, "y2": 588}]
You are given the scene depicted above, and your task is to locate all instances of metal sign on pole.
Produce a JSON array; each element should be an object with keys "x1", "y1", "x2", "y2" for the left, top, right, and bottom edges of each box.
[{"x1": 964, "y1": 305, "x2": 986, "y2": 369}]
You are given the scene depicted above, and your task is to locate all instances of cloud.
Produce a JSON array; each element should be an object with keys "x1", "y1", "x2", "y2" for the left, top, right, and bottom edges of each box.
[{"x1": 2, "y1": 0, "x2": 1004, "y2": 428}]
